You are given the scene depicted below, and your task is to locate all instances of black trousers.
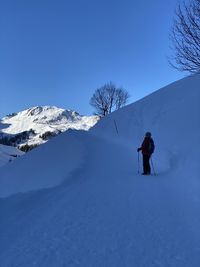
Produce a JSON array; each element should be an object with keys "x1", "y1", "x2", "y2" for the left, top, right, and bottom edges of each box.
[{"x1": 143, "y1": 154, "x2": 151, "y2": 174}]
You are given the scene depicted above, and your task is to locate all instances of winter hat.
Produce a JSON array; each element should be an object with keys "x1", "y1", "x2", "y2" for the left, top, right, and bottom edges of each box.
[{"x1": 145, "y1": 132, "x2": 151, "y2": 137}]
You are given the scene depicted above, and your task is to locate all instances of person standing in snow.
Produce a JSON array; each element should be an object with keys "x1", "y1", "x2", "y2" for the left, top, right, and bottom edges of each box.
[{"x1": 137, "y1": 132, "x2": 155, "y2": 175}]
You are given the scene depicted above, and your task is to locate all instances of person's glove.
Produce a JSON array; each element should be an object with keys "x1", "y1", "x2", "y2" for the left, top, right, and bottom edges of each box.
[{"x1": 137, "y1": 148, "x2": 140, "y2": 152}]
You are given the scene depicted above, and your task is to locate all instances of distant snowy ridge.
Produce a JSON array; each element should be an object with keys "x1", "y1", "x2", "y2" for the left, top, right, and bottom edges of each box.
[{"x1": 0, "y1": 106, "x2": 99, "y2": 150}]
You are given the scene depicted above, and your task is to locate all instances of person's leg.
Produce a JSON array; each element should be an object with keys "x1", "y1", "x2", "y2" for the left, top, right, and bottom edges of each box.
[
  {"x1": 143, "y1": 155, "x2": 151, "y2": 175},
  {"x1": 143, "y1": 154, "x2": 148, "y2": 174},
  {"x1": 146, "y1": 155, "x2": 151, "y2": 174}
]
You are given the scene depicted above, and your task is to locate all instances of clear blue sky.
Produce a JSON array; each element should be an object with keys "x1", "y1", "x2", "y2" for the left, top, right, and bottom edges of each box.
[{"x1": 0, "y1": 0, "x2": 184, "y2": 117}]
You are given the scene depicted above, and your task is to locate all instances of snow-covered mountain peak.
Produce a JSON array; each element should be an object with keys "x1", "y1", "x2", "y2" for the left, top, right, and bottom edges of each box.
[
  {"x1": 13, "y1": 106, "x2": 80, "y2": 123},
  {"x1": 0, "y1": 106, "x2": 99, "y2": 150}
]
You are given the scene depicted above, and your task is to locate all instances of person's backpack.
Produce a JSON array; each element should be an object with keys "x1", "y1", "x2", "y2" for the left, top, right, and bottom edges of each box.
[{"x1": 149, "y1": 138, "x2": 155, "y2": 154}]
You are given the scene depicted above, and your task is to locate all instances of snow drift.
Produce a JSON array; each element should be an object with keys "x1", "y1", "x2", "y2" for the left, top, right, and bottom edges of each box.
[{"x1": 0, "y1": 130, "x2": 85, "y2": 197}]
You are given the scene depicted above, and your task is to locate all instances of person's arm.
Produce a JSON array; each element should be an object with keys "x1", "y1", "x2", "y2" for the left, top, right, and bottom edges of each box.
[
  {"x1": 141, "y1": 138, "x2": 148, "y2": 151},
  {"x1": 137, "y1": 141, "x2": 145, "y2": 152}
]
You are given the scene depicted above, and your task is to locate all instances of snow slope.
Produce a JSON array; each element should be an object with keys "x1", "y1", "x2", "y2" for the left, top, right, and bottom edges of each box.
[
  {"x1": 0, "y1": 144, "x2": 24, "y2": 167},
  {"x1": 0, "y1": 121, "x2": 24, "y2": 165},
  {"x1": 0, "y1": 75, "x2": 200, "y2": 266},
  {"x1": 0, "y1": 106, "x2": 99, "y2": 147},
  {"x1": 0, "y1": 130, "x2": 85, "y2": 196}
]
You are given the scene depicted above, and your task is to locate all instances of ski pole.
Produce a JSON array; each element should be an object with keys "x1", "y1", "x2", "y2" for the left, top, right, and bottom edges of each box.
[
  {"x1": 137, "y1": 151, "x2": 140, "y2": 174},
  {"x1": 150, "y1": 157, "x2": 156, "y2": 176}
]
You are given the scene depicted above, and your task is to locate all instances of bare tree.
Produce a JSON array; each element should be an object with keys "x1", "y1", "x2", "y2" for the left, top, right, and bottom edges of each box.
[
  {"x1": 115, "y1": 88, "x2": 130, "y2": 110},
  {"x1": 90, "y1": 82, "x2": 130, "y2": 117},
  {"x1": 169, "y1": 0, "x2": 200, "y2": 73},
  {"x1": 90, "y1": 88, "x2": 109, "y2": 117}
]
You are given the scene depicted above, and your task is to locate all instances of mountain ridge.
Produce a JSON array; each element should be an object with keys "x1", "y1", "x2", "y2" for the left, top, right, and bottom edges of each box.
[{"x1": 0, "y1": 105, "x2": 99, "y2": 150}]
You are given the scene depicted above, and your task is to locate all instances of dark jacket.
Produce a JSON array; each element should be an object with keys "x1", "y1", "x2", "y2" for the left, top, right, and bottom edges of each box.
[{"x1": 138, "y1": 137, "x2": 154, "y2": 156}]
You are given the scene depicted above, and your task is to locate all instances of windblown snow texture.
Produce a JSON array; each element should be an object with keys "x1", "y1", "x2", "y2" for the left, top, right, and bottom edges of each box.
[{"x1": 0, "y1": 75, "x2": 200, "y2": 266}]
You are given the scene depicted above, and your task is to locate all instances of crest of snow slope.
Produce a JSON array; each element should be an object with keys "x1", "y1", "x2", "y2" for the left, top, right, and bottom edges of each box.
[
  {"x1": 1, "y1": 106, "x2": 99, "y2": 146},
  {"x1": 0, "y1": 130, "x2": 86, "y2": 197},
  {"x1": 91, "y1": 74, "x2": 200, "y2": 175},
  {"x1": 0, "y1": 75, "x2": 200, "y2": 267}
]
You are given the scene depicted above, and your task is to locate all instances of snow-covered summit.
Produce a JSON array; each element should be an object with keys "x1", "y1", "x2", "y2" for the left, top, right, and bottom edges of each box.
[
  {"x1": 11, "y1": 106, "x2": 80, "y2": 125},
  {"x1": 0, "y1": 106, "x2": 99, "y2": 149}
]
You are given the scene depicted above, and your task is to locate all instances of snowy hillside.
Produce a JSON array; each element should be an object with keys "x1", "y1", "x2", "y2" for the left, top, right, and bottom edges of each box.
[
  {"x1": 0, "y1": 106, "x2": 99, "y2": 149},
  {"x1": 0, "y1": 144, "x2": 24, "y2": 167},
  {"x1": 0, "y1": 75, "x2": 200, "y2": 266},
  {"x1": 0, "y1": 122, "x2": 24, "y2": 166}
]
